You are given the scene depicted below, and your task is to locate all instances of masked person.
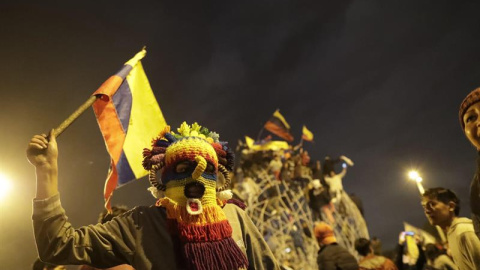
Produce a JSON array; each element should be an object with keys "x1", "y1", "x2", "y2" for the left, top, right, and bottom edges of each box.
[{"x1": 28, "y1": 122, "x2": 279, "y2": 270}]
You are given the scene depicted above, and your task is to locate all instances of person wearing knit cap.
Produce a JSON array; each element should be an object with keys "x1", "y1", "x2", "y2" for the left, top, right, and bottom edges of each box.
[
  {"x1": 459, "y1": 87, "x2": 480, "y2": 239},
  {"x1": 28, "y1": 122, "x2": 279, "y2": 270},
  {"x1": 314, "y1": 222, "x2": 358, "y2": 270}
]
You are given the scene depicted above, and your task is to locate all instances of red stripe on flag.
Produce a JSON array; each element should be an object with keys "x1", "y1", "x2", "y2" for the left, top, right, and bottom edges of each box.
[
  {"x1": 264, "y1": 121, "x2": 294, "y2": 142},
  {"x1": 93, "y1": 75, "x2": 123, "y2": 97},
  {"x1": 92, "y1": 75, "x2": 127, "y2": 210},
  {"x1": 103, "y1": 163, "x2": 118, "y2": 211}
]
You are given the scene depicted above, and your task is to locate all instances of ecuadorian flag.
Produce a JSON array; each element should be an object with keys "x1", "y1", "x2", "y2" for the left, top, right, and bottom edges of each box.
[
  {"x1": 264, "y1": 109, "x2": 294, "y2": 142},
  {"x1": 302, "y1": 125, "x2": 314, "y2": 142},
  {"x1": 92, "y1": 48, "x2": 167, "y2": 210}
]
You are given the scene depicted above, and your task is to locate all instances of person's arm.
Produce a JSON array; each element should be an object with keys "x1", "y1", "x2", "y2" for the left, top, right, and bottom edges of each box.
[
  {"x1": 394, "y1": 232, "x2": 406, "y2": 268},
  {"x1": 28, "y1": 133, "x2": 137, "y2": 267},
  {"x1": 436, "y1": 255, "x2": 458, "y2": 270},
  {"x1": 337, "y1": 166, "x2": 347, "y2": 178},
  {"x1": 32, "y1": 195, "x2": 138, "y2": 267},
  {"x1": 27, "y1": 131, "x2": 59, "y2": 199},
  {"x1": 414, "y1": 242, "x2": 426, "y2": 270}
]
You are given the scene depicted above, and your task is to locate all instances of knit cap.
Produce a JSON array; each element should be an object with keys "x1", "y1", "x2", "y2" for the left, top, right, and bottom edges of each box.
[
  {"x1": 314, "y1": 222, "x2": 337, "y2": 245},
  {"x1": 459, "y1": 87, "x2": 480, "y2": 129}
]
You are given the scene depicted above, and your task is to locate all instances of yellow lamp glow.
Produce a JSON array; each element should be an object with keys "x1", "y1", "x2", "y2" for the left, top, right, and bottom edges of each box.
[
  {"x1": 0, "y1": 173, "x2": 13, "y2": 201},
  {"x1": 408, "y1": 171, "x2": 419, "y2": 181}
]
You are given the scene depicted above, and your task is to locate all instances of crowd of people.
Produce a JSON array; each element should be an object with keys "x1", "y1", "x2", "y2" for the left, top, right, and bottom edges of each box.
[{"x1": 27, "y1": 88, "x2": 480, "y2": 270}]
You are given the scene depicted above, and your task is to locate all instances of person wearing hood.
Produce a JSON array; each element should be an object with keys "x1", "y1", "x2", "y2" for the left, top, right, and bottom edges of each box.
[{"x1": 421, "y1": 187, "x2": 480, "y2": 270}]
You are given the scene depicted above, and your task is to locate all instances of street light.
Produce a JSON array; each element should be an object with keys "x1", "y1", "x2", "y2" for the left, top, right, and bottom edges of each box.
[
  {"x1": 407, "y1": 170, "x2": 446, "y2": 243},
  {"x1": 0, "y1": 173, "x2": 13, "y2": 202},
  {"x1": 408, "y1": 170, "x2": 425, "y2": 195}
]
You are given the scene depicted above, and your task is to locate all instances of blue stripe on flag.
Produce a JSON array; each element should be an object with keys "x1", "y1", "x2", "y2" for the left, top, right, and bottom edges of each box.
[
  {"x1": 116, "y1": 151, "x2": 136, "y2": 186},
  {"x1": 113, "y1": 81, "x2": 133, "y2": 133},
  {"x1": 116, "y1": 65, "x2": 133, "y2": 79}
]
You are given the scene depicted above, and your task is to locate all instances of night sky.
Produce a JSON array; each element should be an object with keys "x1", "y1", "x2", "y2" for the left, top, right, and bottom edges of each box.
[{"x1": 2, "y1": 1, "x2": 480, "y2": 268}]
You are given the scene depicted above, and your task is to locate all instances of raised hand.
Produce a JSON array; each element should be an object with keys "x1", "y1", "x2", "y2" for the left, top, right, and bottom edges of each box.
[
  {"x1": 27, "y1": 130, "x2": 59, "y2": 199},
  {"x1": 26, "y1": 130, "x2": 58, "y2": 170}
]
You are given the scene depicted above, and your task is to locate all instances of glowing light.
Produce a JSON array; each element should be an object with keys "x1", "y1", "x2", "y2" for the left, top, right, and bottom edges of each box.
[
  {"x1": 407, "y1": 170, "x2": 425, "y2": 195},
  {"x1": 0, "y1": 173, "x2": 13, "y2": 201},
  {"x1": 408, "y1": 171, "x2": 419, "y2": 180}
]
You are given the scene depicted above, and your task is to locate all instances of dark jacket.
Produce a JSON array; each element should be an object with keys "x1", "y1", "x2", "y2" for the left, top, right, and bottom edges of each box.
[
  {"x1": 33, "y1": 194, "x2": 279, "y2": 270},
  {"x1": 394, "y1": 243, "x2": 425, "y2": 270},
  {"x1": 317, "y1": 243, "x2": 359, "y2": 270},
  {"x1": 471, "y1": 152, "x2": 480, "y2": 239}
]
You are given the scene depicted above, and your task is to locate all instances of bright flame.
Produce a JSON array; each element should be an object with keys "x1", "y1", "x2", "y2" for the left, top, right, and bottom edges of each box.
[
  {"x1": 416, "y1": 177, "x2": 423, "y2": 183},
  {"x1": 408, "y1": 171, "x2": 420, "y2": 181},
  {"x1": 0, "y1": 173, "x2": 13, "y2": 201}
]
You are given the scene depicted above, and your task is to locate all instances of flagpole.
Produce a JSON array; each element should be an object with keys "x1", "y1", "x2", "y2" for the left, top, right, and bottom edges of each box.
[
  {"x1": 256, "y1": 126, "x2": 264, "y2": 142},
  {"x1": 52, "y1": 95, "x2": 100, "y2": 138}
]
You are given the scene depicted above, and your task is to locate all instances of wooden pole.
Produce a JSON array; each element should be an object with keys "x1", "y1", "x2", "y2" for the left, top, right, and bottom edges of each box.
[
  {"x1": 256, "y1": 126, "x2": 264, "y2": 142},
  {"x1": 52, "y1": 95, "x2": 99, "y2": 137}
]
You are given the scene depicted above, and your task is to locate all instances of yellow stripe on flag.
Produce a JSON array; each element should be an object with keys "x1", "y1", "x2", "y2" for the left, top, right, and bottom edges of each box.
[
  {"x1": 123, "y1": 62, "x2": 167, "y2": 178},
  {"x1": 273, "y1": 109, "x2": 291, "y2": 129},
  {"x1": 302, "y1": 125, "x2": 314, "y2": 141}
]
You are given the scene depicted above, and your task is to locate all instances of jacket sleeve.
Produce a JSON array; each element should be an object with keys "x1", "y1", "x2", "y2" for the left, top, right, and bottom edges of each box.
[
  {"x1": 32, "y1": 194, "x2": 137, "y2": 268},
  {"x1": 459, "y1": 231, "x2": 480, "y2": 269}
]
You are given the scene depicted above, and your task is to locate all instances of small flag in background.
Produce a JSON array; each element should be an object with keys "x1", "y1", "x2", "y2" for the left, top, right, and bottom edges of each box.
[
  {"x1": 302, "y1": 125, "x2": 314, "y2": 142},
  {"x1": 92, "y1": 48, "x2": 167, "y2": 210},
  {"x1": 264, "y1": 109, "x2": 294, "y2": 142}
]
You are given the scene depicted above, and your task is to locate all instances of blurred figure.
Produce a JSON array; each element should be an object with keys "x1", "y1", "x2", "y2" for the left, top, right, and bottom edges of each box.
[
  {"x1": 423, "y1": 243, "x2": 457, "y2": 270},
  {"x1": 314, "y1": 222, "x2": 358, "y2": 270},
  {"x1": 370, "y1": 236, "x2": 382, "y2": 256},
  {"x1": 32, "y1": 258, "x2": 66, "y2": 270},
  {"x1": 459, "y1": 87, "x2": 480, "y2": 239},
  {"x1": 312, "y1": 160, "x2": 322, "y2": 180},
  {"x1": 269, "y1": 154, "x2": 283, "y2": 180},
  {"x1": 394, "y1": 231, "x2": 425, "y2": 270},
  {"x1": 421, "y1": 187, "x2": 480, "y2": 269},
  {"x1": 354, "y1": 238, "x2": 397, "y2": 270},
  {"x1": 308, "y1": 179, "x2": 333, "y2": 222},
  {"x1": 78, "y1": 205, "x2": 135, "y2": 270},
  {"x1": 323, "y1": 155, "x2": 354, "y2": 203}
]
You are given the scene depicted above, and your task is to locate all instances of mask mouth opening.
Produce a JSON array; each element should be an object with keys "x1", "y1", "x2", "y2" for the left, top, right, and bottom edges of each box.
[
  {"x1": 184, "y1": 181, "x2": 205, "y2": 199},
  {"x1": 186, "y1": 198, "x2": 203, "y2": 215}
]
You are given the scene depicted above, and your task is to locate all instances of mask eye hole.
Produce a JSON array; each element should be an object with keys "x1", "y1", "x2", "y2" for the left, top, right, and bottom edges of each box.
[
  {"x1": 175, "y1": 161, "x2": 194, "y2": 173},
  {"x1": 204, "y1": 162, "x2": 216, "y2": 174}
]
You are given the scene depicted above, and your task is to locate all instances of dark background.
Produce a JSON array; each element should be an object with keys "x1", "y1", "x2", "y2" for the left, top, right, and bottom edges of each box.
[{"x1": 1, "y1": 1, "x2": 480, "y2": 268}]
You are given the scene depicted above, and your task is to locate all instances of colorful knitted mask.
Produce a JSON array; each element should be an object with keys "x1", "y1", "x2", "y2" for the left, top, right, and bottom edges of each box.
[{"x1": 142, "y1": 122, "x2": 248, "y2": 270}]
